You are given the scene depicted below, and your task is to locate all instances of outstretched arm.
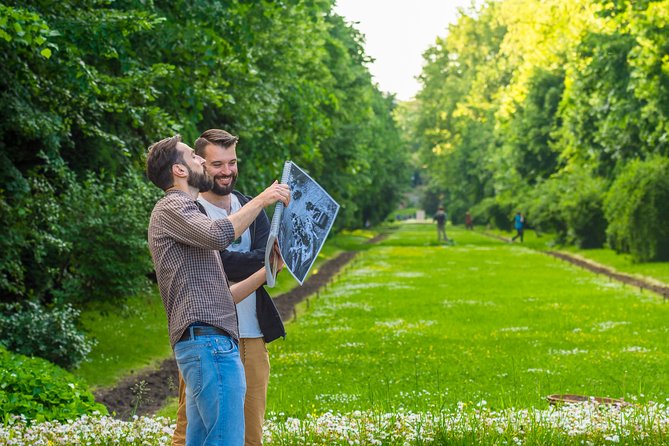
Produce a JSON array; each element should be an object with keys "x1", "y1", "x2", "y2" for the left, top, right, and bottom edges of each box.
[{"x1": 227, "y1": 181, "x2": 289, "y2": 239}]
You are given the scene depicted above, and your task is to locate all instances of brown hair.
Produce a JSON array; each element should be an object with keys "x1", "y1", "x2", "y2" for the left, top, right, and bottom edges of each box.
[
  {"x1": 146, "y1": 135, "x2": 183, "y2": 191},
  {"x1": 193, "y1": 129, "x2": 239, "y2": 157}
]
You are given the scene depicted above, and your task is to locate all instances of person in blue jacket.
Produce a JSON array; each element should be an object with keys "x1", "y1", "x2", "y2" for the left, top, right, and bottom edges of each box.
[{"x1": 512, "y1": 211, "x2": 525, "y2": 242}]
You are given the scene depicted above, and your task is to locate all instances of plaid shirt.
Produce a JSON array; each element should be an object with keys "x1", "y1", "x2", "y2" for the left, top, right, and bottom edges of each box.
[{"x1": 148, "y1": 190, "x2": 238, "y2": 347}]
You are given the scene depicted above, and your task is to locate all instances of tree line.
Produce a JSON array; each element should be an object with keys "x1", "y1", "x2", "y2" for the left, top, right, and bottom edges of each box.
[
  {"x1": 407, "y1": 0, "x2": 669, "y2": 261},
  {"x1": 0, "y1": 0, "x2": 409, "y2": 313}
]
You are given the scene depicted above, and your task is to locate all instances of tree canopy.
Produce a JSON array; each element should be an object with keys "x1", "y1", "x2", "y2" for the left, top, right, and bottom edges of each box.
[
  {"x1": 409, "y1": 0, "x2": 669, "y2": 259},
  {"x1": 0, "y1": 0, "x2": 410, "y2": 305}
]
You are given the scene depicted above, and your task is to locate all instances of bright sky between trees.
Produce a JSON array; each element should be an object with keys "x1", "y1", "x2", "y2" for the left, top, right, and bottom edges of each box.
[{"x1": 334, "y1": 0, "x2": 474, "y2": 101}]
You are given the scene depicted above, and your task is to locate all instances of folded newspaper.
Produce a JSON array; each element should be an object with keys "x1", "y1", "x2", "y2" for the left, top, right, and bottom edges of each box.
[{"x1": 265, "y1": 161, "x2": 340, "y2": 287}]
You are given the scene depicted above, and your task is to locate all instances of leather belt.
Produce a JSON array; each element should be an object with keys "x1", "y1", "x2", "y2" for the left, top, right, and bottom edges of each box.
[{"x1": 178, "y1": 324, "x2": 229, "y2": 343}]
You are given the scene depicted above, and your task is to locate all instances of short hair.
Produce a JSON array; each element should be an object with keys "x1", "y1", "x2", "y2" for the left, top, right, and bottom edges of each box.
[
  {"x1": 146, "y1": 135, "x2": 183, "y2": 191},
  {"x1": 194, "y1": 129, "x2": 239, "y2": 157}
]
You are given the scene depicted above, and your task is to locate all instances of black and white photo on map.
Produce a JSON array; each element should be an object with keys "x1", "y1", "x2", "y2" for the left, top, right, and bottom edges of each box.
[{"x1": 266, "y1": 161, "x2": 339, "y2": 286}]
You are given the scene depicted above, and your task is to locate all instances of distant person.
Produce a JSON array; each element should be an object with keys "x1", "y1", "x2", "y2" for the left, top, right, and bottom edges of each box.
[
  {"x1": 465, "y1": 210, "x2": 473, "y2": 230},
  {"x1": 433, "y1": 206, "x2": 448, "y2": 242},
  {"x1": 146, "y1": 135, "x2": 289, "y2": 446},
  {"x1": 512, "y1": 211, "x2": 525, "y2": 242}
]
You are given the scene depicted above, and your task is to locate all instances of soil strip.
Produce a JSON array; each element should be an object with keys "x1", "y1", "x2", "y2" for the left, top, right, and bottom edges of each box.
[{"x1": 95, "y1": 231, "x2": 389, "y2": 419}]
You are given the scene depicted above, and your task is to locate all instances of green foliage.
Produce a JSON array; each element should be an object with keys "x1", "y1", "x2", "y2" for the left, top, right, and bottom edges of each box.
[
  {"x1": 471, "y1": 197, "x2": 514, "y2": 231},
  {"x1": 604, "y1": 156, "x2": 669, "y2": 261},
  {"x1": 524, "y1": 170, "x2": 607, "y2": 248},
  {"x1": 1, "y1": 161, "x2": 157, "y2": 305},
  {"x1": 54, "y1": 170, "x2": 158, "y2": 304},
  {"x1": 0, "y1": 346, "x2": 106, "y2": 422},
  {"x1": 405, "y1": 0, "x2": 669, "y2": 258},
  {"x1": 0, "y1": 301, "x2": 94, "y2": 369},
  {"x1": 559, "y1": 175, "x2": 608, "y2": 249},
  {"x1": 1, "y1": 0, "x2": 408, "y2": 308}
]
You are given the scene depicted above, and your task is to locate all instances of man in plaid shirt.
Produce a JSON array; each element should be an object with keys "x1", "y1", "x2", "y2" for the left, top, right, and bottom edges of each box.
[{"x1": 146, "y1": 135, "x2": 290, "y2": 445}]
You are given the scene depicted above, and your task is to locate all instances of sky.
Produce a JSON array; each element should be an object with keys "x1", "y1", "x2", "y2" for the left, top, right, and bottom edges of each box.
[{"x1": 333, "y1": 0, "x2": 474, "y2": 101}]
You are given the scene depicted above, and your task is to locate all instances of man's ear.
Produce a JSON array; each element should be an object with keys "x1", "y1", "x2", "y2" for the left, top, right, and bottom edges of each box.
[{"x1": 172, "y1": 163, "x2": 188, "y2": 179}]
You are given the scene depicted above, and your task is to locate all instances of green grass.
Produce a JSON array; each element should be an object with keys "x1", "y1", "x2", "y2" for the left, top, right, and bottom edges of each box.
[
  {"x1": 73, "y1": 290, "x2": 172, "y2": 388},
  {"x1": 560, "y1": 247, "x2": 669, "y2": 285},
  {"x1": 76, "y1": 229, "x2": 380, "y2": 389},
  {"x1": 266, "y1": 223, "x2": 669, "y2": 417},
  {"x1": 485, "y1": 227, "x2": 669, "y2": 285},
  {"x1": 270, "y1": 228, "x2": 380, "y2": 295}
]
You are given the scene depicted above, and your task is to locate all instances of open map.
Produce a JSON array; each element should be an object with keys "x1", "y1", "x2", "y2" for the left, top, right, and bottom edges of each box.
[{"x1": 265, "y1": 161, "x2": 340, "y2": 286}]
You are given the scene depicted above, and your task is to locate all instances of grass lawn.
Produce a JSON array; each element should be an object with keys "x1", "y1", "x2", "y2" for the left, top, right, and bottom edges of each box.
[
  {"x1": 74, "y1": 290, "x2": 172, "y2": 388},
  {"x1": 485, "y1": 227, "x2": 669, "y2": 285},
  {"x1": 270, "y1": 228, "x2": 380, "y2": 295},
  {"x1": 266, "y1": 223, "x2": 669, "y2": 417},
  {"x1": 76, "y1": 228, "x2": 381, "y2": 389},
  {"x1": 20, "y1": 222, "x2": 669, "y2": 445}
]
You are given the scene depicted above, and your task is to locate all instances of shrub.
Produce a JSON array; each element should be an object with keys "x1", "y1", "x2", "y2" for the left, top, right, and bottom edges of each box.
[
  {"x1": 604, "y1": 156, "x2": 669, "y2": 261},
  {"x1": 523, "y1": 170, "x2": 607, "y2": 248},
  {"x1": 471, "y1": 197, "x2": 514, "y2": 231},
  {"x1": 0, "y1": 301, "x2": 95, "y2": 369},
  {"x1": 0, "y1": 161, "x2": 158, "y2": 306},
  {"x1": 54, "y1": 170, "x2": 158, "y2": 304},
  {"x1": 524, "y1": 178, "x2": 568, "y2": 243},
  {"x1": 0, "y1": 346, "x2": 107, "y2": 422},
  {"x1": 559, "y1": 172, "x2": 607, "y2": 249}
]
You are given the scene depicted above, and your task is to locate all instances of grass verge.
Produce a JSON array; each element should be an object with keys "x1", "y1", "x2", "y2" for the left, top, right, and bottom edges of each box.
[
  {"x1": 76, "y1": 228, "x2": 380, "y2": 390},
  {"x1": 485, "y1": 227, "x2": 669, "y2": 285},
  {"x1": 267, "y1": 224, "x2": 669, "y2": 417}
]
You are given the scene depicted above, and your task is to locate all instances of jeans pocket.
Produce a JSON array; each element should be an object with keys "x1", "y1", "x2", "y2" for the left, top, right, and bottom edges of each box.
[
  {"x1": 212, "y1": 336, "x2": 236, "y2": 357},
  {"x1": 175, "y1": 344, "x2": 202, "y2": 397}
]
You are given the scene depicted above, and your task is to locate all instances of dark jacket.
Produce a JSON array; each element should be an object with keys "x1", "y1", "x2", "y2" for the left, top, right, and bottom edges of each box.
[{"x1": 197, "y1": 191, "x2": 286, "y2": 343}]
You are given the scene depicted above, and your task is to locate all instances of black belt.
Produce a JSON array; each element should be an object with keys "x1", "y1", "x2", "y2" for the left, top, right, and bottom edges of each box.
[{"x1": 178, "y1": 324, "x2": 230, "y2": 343}]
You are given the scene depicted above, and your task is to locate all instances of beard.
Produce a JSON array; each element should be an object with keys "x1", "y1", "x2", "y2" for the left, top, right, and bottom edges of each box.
[
  {"x1": 186, "y1": 164, "x2": 214, "y2": 192},
  {"x1": 211, "y1": 171, "x2": 237, "y2": 196}
]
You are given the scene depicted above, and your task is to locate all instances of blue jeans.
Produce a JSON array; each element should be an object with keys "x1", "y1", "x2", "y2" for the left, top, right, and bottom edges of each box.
[{"x1": 174, "y1": 332, "x2": 246, "y2": 446}]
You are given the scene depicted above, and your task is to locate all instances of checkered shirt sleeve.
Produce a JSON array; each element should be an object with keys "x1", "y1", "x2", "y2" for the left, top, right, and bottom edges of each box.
[{"x1": 148, "y1": 190, "x2": 239, "y2": 347}]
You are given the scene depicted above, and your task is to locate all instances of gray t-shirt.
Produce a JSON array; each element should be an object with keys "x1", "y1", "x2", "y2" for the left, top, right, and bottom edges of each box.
[{"x1": 198, "y1": 195, "x2": 263, "y2": 338}]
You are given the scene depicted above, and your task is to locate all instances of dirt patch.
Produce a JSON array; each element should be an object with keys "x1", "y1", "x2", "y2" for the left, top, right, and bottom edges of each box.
[{"x1": 94, "y1": 232, "x2": 389, "y2": 419}]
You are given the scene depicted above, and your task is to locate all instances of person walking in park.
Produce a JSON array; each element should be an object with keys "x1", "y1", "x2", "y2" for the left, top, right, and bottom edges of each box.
[
  {"x1": 171, "y1": 129, "x2": 286, "y2": 446},
  {"x1": 433, "y1": 206, "x2": 448, "y2": 242},
  {"x1": 465, "y1": 210, "x2": 473, "y2": 230},
  {"x1": 512, "y1": 211, "x2": 525, "y2": 242},
  {"x1": 146, "y1": 135, "x2": 290, "y2": 446}
]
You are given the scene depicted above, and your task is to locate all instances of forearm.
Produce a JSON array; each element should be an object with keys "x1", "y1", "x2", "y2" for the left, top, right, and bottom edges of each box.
[
  {"x1": 229, "y1": 268, "x2": 267, "y2": 304},
  {"x1": 227, "y1": 198, "x2": 265, "y2": 239}
]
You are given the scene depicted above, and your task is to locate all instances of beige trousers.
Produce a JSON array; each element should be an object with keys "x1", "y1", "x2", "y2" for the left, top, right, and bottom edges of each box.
[{"x1": 172, "y1": 337, "x2": 270, "y2": 446}]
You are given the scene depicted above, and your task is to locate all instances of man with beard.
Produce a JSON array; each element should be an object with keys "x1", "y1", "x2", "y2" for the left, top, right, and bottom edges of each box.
[
  {"x1": 171, "y1": 129, "x2": 286, "y2": 446},
  {"x1": 146, "y1": 135, "x2": 290, "y2": 446}
]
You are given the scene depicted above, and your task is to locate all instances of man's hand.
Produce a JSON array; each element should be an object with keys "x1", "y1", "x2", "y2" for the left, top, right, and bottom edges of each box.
[
  {"x1": 257, "y1": 180, "x2": 290, "y2": 208},
  {"x1": 228, "y1": 181, "x2": 290, "y2": 241},
  {"x1": 270, "y1": 240, "x2": 285, "y2": 273}
]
